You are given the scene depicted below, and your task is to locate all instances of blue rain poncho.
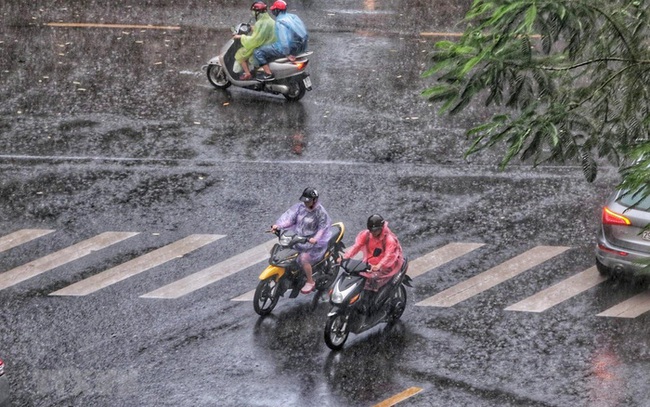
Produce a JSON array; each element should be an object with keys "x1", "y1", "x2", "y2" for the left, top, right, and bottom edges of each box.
[
  {"x1": 274, "y1": 202, "x2": 332, "y2": 263},
  {"x1": 273, "y1": 12, "x2": 308, "y2": 55},
  {"x1": 254, "y1": 12, "x2": 308, "y2": 64}
]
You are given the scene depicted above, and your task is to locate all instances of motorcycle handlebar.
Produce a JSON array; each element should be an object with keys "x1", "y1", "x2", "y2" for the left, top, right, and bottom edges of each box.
[{"x1": 340, "y1": 258, "x2": 371, "y2": 274}]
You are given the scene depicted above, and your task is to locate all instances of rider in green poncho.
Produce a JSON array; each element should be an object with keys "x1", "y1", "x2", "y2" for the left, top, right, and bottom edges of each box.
[{"x1": 233, "y1": 2, "x2": 276, "y2": 80}]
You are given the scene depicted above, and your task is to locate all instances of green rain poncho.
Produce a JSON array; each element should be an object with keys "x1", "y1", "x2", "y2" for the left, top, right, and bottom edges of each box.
[{"x1": 235, "y1": 13, "x2": 276, "y2": 63}]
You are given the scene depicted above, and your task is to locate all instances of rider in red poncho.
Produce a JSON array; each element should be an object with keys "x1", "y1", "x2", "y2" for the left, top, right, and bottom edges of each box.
[{"x1": 341, "y1": 214, "x2": 404, "y2": 292}]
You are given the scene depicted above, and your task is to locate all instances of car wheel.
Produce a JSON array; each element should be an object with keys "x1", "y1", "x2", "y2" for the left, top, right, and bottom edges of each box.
[{"x1": 596, "y1": 258, "x2": 612, "y2": 278}]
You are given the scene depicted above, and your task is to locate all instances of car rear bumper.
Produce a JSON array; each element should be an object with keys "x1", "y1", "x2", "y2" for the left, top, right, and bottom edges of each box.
[{"x1": 596, "y1": 236, "x2": 650, "y2": 276}]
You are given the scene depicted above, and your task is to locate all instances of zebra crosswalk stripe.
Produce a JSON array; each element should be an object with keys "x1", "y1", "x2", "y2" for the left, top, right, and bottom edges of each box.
[
  {"x1": 0, "y1": 232, "x2": 139, "y2": 290},
  {"x1": 407, "y1": 242, "x2": 485, "y2": 278},
  {"x1": 141, "y1": 239, "x2": 276, "y2": 299},
  {"x1": 416, "y1": 246, "x2": 571, "y2": 307},
  {"x1": 505, "y1": 266, "x2": 606, "y2": 313},
  {"x1": 0, "y1": 229, "x2": 55, "y2": 253},
  {"x1": 597, "y1": 291, "x2": 650, "y2": 318},
  {"x1": 51, "y1": 234, "x2": 223, "y2": 296}
]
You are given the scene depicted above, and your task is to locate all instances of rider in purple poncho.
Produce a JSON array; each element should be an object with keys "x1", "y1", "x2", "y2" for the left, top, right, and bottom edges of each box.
[{"x1": 272, "y1": 187, "x2": 332, "y2": 294}]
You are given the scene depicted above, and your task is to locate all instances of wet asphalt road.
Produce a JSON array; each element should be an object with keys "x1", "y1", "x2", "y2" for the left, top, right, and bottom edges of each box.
[{"x1": 1, "y1": 1, "x2": 649, "y2": 406}]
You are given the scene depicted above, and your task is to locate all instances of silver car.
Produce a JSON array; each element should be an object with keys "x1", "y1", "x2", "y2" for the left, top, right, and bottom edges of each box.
[
  {"x1": 0, "y1": 357, "x2": 8, "y2": 407},
  {"x1": 596, "y1": 188, "x2": 650, "y2": 280}
]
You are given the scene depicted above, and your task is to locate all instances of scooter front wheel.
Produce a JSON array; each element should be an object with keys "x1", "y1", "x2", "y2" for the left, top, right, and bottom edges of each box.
[
  {"x1": 324, "y1": 313, "x2": 349, "y2": 350},
  {"x1": 207, "y1": 64, "x2": 231, "y2": 89},
  {"x1": 253, "y1": 277, "x2": 280, "y2": 316}
]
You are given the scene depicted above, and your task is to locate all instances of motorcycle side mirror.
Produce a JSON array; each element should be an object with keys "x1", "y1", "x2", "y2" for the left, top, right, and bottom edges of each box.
[{"x1": 372, "y1": 248, "x2": 382, "y2": 257}]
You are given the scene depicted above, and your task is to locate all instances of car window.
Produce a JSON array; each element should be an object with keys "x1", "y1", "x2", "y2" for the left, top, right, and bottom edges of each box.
[{"x1": 618, "y1": 189, "x2": 650, "y2": 211}]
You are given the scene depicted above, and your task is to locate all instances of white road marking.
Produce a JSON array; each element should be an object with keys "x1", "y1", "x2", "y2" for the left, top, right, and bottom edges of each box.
[
  {"x1": 407, "y1": 242, "x2": 485, "y2": 278},
  {"x1": 416, "y1": 246, "x2": 571, "y2": 307},
  {"x1": 51, "y1": 234, "x2": 223, "y2": 296},
  {"x1": 0, "y1": 232, "x2": 139, "y2": 290},
  {"x1": 597, "y1": 291, "x2": 650, "y2": 318},
  {"x1": 231, "y1": 290, "x2": 255, "y2": 302},
  {"x1": 505, "y1": 266, "x2": 606, "y2": 313},
  {"x1": 141, "y1": 239, "x2": 276, "y2": 299},
  {"x1": 0, "y1": 229, "x2": 55, "y2": 253}
]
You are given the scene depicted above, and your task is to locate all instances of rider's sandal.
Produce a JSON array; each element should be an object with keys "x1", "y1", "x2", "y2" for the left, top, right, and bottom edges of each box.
[{"x1": 300, "y1": 281, "x2": 315, "y2": 294}]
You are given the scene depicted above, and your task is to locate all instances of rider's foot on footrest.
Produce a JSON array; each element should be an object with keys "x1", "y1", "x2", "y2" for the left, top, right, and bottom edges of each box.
[
  {"x1": 300, "y1": 281, "x2": 315, "y2": 294},
  {"x1": 258, "y1": 73, "x2": 275, "y2": 82}
]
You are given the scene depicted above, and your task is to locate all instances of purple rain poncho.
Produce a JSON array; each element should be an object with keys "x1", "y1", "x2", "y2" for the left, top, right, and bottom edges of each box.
[{"x1": 274, "y1": 202, "x2": 332, "y2": 263}]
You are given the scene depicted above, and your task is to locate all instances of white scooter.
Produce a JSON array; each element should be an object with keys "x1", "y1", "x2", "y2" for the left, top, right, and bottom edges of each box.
[{"x1": 203, "y1": 23, "x2": 313, "y2": 101}]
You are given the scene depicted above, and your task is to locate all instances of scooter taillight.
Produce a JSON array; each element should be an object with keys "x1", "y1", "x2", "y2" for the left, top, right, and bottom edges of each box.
[{"x1": 293, "y1": 60, "x2": 309, "y2": 71}]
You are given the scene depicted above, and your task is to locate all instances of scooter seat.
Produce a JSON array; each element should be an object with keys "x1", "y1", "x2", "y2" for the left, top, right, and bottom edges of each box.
[{"x1": 274, "y1": 52, "x2": 313, "y2": 63}]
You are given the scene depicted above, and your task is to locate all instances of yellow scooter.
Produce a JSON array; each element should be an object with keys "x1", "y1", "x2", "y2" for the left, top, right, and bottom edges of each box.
[{"x1": 253, "y1": 222, "x2": 345, "y2": 316}]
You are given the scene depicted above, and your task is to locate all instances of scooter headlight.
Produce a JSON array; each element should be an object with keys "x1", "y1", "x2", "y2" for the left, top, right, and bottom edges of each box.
[
  {"x1": 279, "y1": 235, "x2": 292, "y2": 246},
  {"x1": 331, "y1": 290, "x2": 344, "y2": 304}
]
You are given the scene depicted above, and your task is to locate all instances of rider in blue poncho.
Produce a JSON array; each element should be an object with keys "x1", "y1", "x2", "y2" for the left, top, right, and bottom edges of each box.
[{"x1": 253, "y1": 0, "x2": 308, "y2": 81}]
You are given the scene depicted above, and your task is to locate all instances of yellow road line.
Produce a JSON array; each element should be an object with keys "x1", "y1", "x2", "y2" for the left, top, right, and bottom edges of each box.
[
  {"x1": 373, "y1": 387, "x2": 423, "y2": 407},
  {"x1": 45, "y1": 22, "x2": 180, "y2": 30}
]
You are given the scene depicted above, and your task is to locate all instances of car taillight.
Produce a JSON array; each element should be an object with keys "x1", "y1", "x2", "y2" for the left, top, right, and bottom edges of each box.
[
  {"x1": 597, "y1": 243, "x2": 628, "y2": 256},
  {"x1": 603, "y1": 207, "x2": 631, "y2": 226}
]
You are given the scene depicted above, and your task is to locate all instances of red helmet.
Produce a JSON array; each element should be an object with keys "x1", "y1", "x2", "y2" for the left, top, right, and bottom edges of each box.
[
  {"x1": 270, "y1": 0, "x2": 287, "y2": 11},
  {"x1": 250, "y1": 1, "x2": 267, "y2": 12}
]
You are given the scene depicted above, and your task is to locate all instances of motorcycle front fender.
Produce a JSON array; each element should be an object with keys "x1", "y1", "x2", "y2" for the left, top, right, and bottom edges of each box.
[
  {"x1": 207, "y1": 55, "x2": 221, "y2": 66},
  {"x1": 327, "y1": 306, "x2": 347, "y2": 318},
  {"x1": 259, "y1": 265, "x2": 285, "y2": 280}
]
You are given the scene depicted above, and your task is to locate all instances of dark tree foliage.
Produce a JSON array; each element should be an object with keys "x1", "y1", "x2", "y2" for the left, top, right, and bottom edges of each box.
[{"x1": 423, "y1": 0, "x2": 650, "y2": 199}]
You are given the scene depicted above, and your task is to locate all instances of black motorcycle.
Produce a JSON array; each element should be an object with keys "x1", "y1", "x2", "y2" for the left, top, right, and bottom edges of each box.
[
  {"x1": 324, "y1": 254, "x2": 411, "y2": 350},
  {"x1": 253, "y1": 222, "x2": 345, "y2": 316}
]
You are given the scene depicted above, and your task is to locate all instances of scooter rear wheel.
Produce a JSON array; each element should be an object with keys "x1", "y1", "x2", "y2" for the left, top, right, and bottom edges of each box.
[
  {"x1": 283, "y1": 79, "x2": 306, "y2": 101},
  {"x1": 253, "y1": 277, "x2": 280, "y2": 316},
  {"x1": 207, "y1": 64, "x2": 231, "y2": 89},
  {"x1": 324, "y1": 313, "x2": 349, "y2": 350},
  {"x1": 387, "y1": 284, "x2": 407, "y2": 324}
]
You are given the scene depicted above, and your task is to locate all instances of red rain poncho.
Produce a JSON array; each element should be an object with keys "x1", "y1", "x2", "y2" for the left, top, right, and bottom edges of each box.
[{"x1": 343, "y1": 222, "x2": 404, "y2": 291}]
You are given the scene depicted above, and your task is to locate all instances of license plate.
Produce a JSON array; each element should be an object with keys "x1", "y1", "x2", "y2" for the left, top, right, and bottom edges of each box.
[
  {"x1": 643, "y1": 230, "x2": 650, "y2": 241},
  {"x1": 303, "y1": 76, "x2": 312, "y2": 89}
]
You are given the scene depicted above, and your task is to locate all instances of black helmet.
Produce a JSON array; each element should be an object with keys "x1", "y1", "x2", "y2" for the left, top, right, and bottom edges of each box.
[
  {"x1": 367, "y1": 214, "x2": 385, "y2": 232},
  {"x1": 251, "y1": 1, "x2": 268, "y2": 12},
  {"x1": 300, "y1": 187, "x2": 319, "y2": 202}
]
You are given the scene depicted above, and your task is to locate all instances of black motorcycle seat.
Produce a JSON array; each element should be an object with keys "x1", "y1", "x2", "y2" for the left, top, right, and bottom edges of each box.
[{"x1": 327, "y1": 224, "x2": 343, "y2": 247}]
